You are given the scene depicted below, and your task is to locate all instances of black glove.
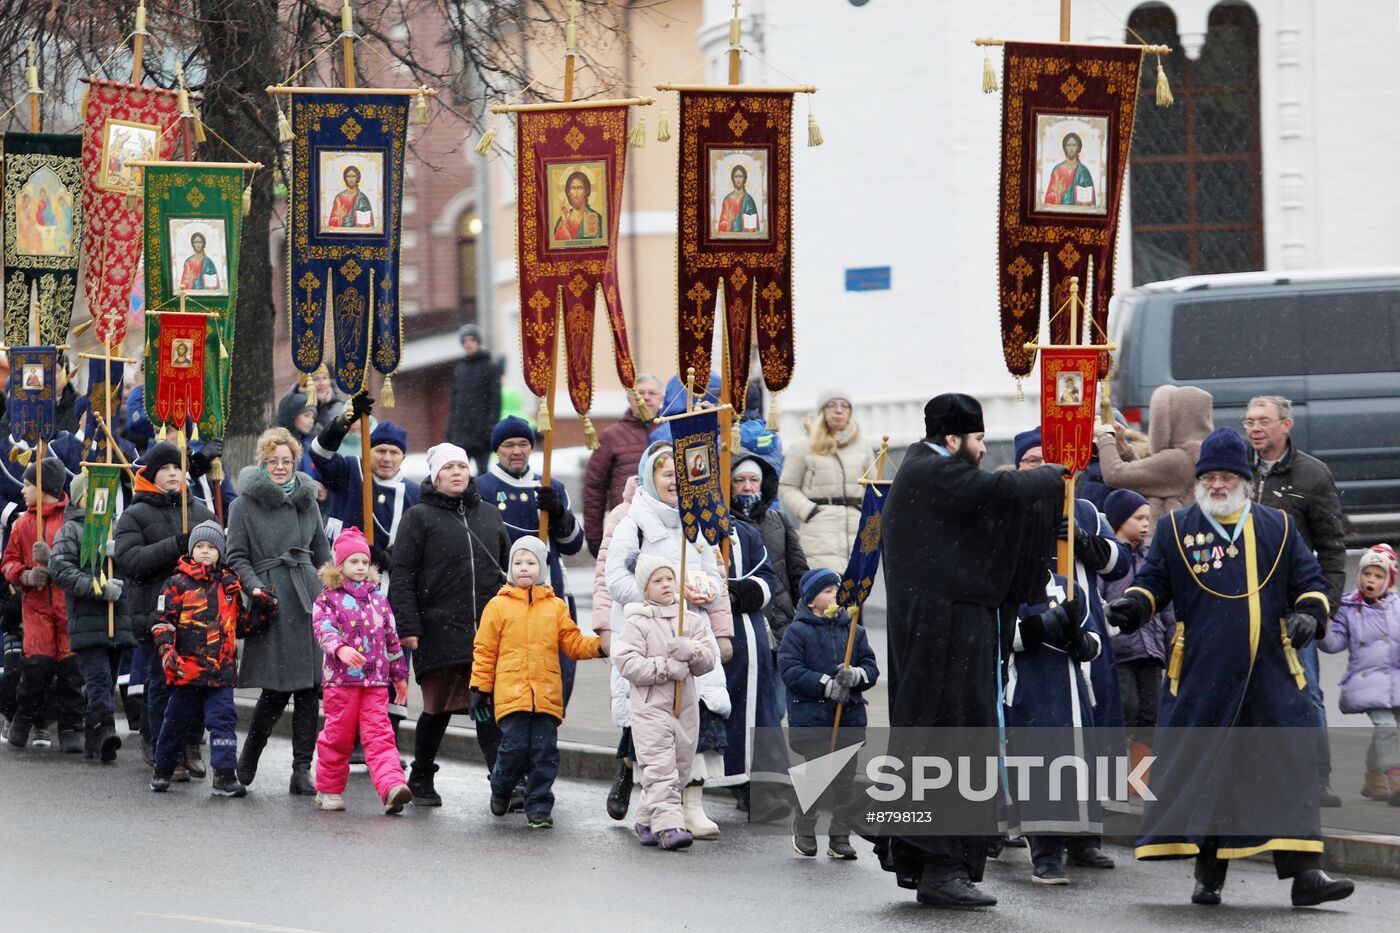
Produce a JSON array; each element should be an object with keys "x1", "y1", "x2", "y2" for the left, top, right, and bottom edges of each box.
[
  {"x1": 175, "y1": 533, "x2": 190, "y2": 553},
  {"x1": 728, "y1": 576, "x2": 766, "y2": 614},
  {"x1": 316, "y1": 411, "x2": 351, "y2": 451},
  {"x1": 1283, "y1": 611, "x2": 1318, "y2": 650},
  {"x1": 534, "y1": 485, "x2": 567, "y2": 523},
  {"x1": 369, "y1": 543, "x2": 392, "y2": 572},
  {"x1": 587, "y1": 538, "x2": 602, "y2": 558},
  {"x1": 1107, "y1": 592, "x2": 1150, "y2": 634},
  {"x1": 1065, "y1": 627, "x2": 1099, "y2": 663},
  {"x1": 1020, "y1": 601, "x2": 1067, "y2": 651},
  {"x1": 1049, "y1": 463, "x2": 1072, "y2": 478},
  {"x1": 189, "y1": 439, "x2": 224, "y2": 479},
  {"x1": 347, "y1": 392, "x2": 374, "y2": 424},
  {"x1": 468, "y1": 687, "x2": 493, "y2": 723},
  {"x1": 1058, "y1": 516, "x2": 1113, "y2": 571}
]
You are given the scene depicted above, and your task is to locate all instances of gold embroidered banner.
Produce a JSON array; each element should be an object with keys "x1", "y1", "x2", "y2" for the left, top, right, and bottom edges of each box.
[{"x1": 2, "y1": 133, "x2": 82, "y2": 348}]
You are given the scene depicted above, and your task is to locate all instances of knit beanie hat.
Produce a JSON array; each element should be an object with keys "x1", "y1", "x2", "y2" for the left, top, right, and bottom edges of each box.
[
  {"x1": 1104, "y1": 489, "x2": 1149, "y2": 532},
  {"x1": 490, "y1": 415, "x2": 535, "y2": 452},
  {"x1": 799, "y1": 567, "x2": 842, "y2": 606},
  {"x1": 69, "y1": 471, "x2": 88, "y2": 507},
  {"x1": 23, "y1": 457, "x2": 67, "y2": 499},
  {"x1": 816, "y1": 388, "x2": 852, "y2": 411},
  {"x1": 1014, "y1": 427, "x2": 1043, "y2": 466},
  {"x1": 188, "y1": 519, "x2": 225, "y2": 557},
  {"x1": 1359, "y1": 544, "x2": 1397, "y2": 589},
  {"x1": 139, "y1": 441, "x2": 182, "y2": 483},
  {"x1": 1194, "y1": 427, "x2": 1252, "y2": 479},
  {"x1": 457, "y1": 323, "x2": 483, "y2": 344},
  {"x1": 425, "y1": 442, "x2": 471, "y2": 484},
  {"x1": 508, "y1": 535, "x2": 551, "y2": 587},
  {"x1": 369, "y1": 421, "x2": 408, "y2": 453},
  {"x1": 333, "y1": 526, "x2": 371, "y2": 567},
  {"x1": 732, "y1": 458, "x2": 763, "y2": 481},
  {"x1": 633, "y1": 552, "x2": 677, "y2": 599}
]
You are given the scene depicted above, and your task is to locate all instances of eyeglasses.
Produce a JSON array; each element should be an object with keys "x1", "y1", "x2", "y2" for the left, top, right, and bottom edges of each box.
[
  {"x1": 1200, "y1": 471, "x2": 1241, "y2": 487},
  {"x1": 266, "y1": 458, "x2": 296, "y2": 468},
  {"x1": 1242, "y1": 418, "x2": 1278, "y2": 429}
]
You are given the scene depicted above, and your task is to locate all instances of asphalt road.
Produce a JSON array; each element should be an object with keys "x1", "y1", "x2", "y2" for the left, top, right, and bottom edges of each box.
[{"x1": 2, "y1": 735, "x2": 1397, "y2": 932}]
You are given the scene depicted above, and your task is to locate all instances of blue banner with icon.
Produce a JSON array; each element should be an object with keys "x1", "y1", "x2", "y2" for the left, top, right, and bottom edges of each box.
[
  {"x1": 6, "y1": 346, "x2": 59, "y2": 448},
  {"x1": 668, "y1": 407, "x2": 730, "y2": 547}
]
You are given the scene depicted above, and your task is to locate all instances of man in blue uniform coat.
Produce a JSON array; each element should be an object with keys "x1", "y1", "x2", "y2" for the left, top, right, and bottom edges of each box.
[
  {"x1": 1108, "y1": 427, "x2": 1354, "y2": 908},
  {"x1": 309, "y1": 395, "x2": 419, "y2": 551}
]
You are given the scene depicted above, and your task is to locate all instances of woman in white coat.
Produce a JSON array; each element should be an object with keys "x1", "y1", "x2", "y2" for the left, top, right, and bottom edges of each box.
[{"x1": 779, "y1": 390, "x2": 875, "y2": 572}]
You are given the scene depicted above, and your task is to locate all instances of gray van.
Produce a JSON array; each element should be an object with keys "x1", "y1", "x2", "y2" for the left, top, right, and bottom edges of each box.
[{"x1": 1107, "y1": 269, "x2": 1400, "y2": 532}]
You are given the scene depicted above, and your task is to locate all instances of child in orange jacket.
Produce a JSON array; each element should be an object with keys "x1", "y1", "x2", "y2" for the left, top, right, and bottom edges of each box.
[
  {"x1": 2, "y1": 458, "x2": 82, "y2": 752},
  {"x1": 469, "y1": 535, "x2": 603, "y2": 828}
]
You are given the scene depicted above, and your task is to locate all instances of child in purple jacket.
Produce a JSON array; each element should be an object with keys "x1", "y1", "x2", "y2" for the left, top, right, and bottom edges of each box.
[
  {"x1": 312, "y1": 527, "x2": 412, "y2": 814},
  {"x1": 1320, "y1": 544, "x2": 1400, "y2": 805}
]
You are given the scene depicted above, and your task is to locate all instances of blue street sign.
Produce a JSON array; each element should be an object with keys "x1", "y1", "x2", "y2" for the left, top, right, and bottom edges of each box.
[{"x1": 845, "y1": 266, "x2": 891, "y2": 292}]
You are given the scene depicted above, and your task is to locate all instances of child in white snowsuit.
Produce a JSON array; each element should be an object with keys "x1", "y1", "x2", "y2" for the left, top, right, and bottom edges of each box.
[{"x1": 613, "y1": 553, "x2": 716, "y2": 851}]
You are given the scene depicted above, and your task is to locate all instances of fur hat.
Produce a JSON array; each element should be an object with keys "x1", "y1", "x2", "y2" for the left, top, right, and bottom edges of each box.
[
  {"x1": 799, "y1": 567, "x2": 841, "y2": 605},
  {"x1": 1014, "y1": 427, "x2": 1042, "y2": 466},
  {"x1": 188, "y1": 519, "x2": 225, "y2": 557},
  {"x1": 508, "y1": 535, "x2": 551, "y2": 587},
  {"x1": 23, "y1": 457, "x2": 67, "y2": 499},
  {"x1": 1359, "y1": 544, "x2": 1397, "y2": 589},
  {"x1": 333, "y1": 526, "x2": 370, "y2": 566},
  {"x1": 924, "y1": 393, "x2": 984, "y2": 438},
  {"x1": 1105, "y1": 489, "x2": 1149, "y2": 532},
  {"x1": 490, "y1": 415, "x2": 535, "y2": 452},
  {"x1": 1194, "y1": 427, "x2": 1251, "y2": 479},
  {"x1": 369, "y1": 421, "x2": 408, "y2": 453},
  {"x1": 632, "y1": 552, "x2": 677, "y2": 599}
]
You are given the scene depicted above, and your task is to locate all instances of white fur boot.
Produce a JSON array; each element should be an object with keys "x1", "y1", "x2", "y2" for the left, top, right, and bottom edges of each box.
[{"x1": 683, "y1": 781, "x2": 721, "y2": 838}]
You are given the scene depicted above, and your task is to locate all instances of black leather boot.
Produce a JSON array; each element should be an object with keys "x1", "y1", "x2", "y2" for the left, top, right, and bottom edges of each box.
[
  {"x1": 98, "y1": 714, "x2": 121, "y2": 764},
  {"x1": 288, "y1": 691, "x2": 318, "y2": 795},
  {"x1": 236, "y1": 691, "x2": 286, "y2": 786}
]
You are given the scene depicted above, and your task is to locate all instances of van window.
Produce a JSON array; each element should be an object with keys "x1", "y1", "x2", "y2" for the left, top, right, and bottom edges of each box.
[
  {"x1": 1171, "y1": 297, "x2": 1303, "y2": 379},
  {"x1": 1300, "y1": 290, "x2": 1400, "y2": 375}
]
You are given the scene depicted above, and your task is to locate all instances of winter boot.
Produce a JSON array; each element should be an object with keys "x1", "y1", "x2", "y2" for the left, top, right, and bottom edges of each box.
[
  {"x1": 211, "y1": 769, "x2": 247, "y2": 797},
  {"x1": 6, "y1": 713, "x2": 32, "y2": 748},
  {"x1": 490, "y1": 790, "x2": 511, "y2": 817},
  {"x1": 408, "y1": 761, "x2": 442, "y2": 807},
  {"x1": 58, "y1": 728, "x2": 84, "y2": 754},
  {"x1": 315, "y1": 792, "x2": 345, "y2": 811},
  {"x1": 657, "y1": 827, "x2": 694, "y2": 851},
  {"x1": 121, "y1": 689, "x2": 144, "y2": 734},
  {"x1": 384, "y1": 784, "x2": 413, "y2": 815},
  {"x1": 30, "y1": 726, "x2": 52, "y2": 748},
  {"x1": 792, "y1": 833, "x2": 818, "y2": 857},
  {"x1": 150, "y1": 769, "x2": 172, "y2": 792},
  {"x1": 1290, "y1": 869, "x2": 1354, "y2": 907},
  {"x1": 827, "y1": 836, "x2": 858, "y2": 860},
  {"x1": 606, "y1": 759, "x2": 634, "y2": 820},
  {"x1": 289, "y1": 765, "x2": 317, "y2": 796},
  {"x1": 184, "y1": 743, "x2": 207, "y2": 779},
  {"x1": 1362, "y1": 768, "x2": 1389, "y2": 800},
  {"x1": 171, "y1": 759, "x2": 191, "y2": 782},
  {"x1": 682, "y1": 781, "x2": 720, "y2": 838},
  {"x1": 98, "y1": 715, "x2": 121, "y2": 764},
  {"x1": 635, "y1": 823, "x2": 659, "y2": 847},
  {"x1": 83, "y1": 715, "x2": 101, "y2": 760},
  {"x1": 236, "y1": 691, "x2": 285, "y2": 787}
]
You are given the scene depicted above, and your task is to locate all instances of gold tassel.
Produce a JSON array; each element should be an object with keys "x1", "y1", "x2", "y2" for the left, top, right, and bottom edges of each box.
[
  {"x1": 628, "y1": 115, "x2": 646, "y2": 148},
  {"x1": 535, "y1": 396, "x2": 551, "y2": 434},
  {"x1": 124, "y1": 192, "x2": 139, "y2": 210},
  {"x1": 158, "y1": 425, "x2": 167, "y2": 442},
  {"x1": 982, "y1": 50, "x2": 999, "y2": 94},
  {"x1": 1015, "y1": 376, "x2": 1025, "y2": 402},
  {"x1": 1155, "y1": 57, "x2": 1174, "y2": 107},
  {"x1": 191, "y1": 423, "x2": 200, "y2": 443},
  {"x1": 381, "y1": 375, "x2": 395, "y2": 408},
  {"x1": 414, "y1": 90, "x2": 430, "y2": 125},
  {"x1": 474, "y1": 124, "x2": 498, "y2": 156},
  {"x1": 218, "y1": 333, "x2": 229, "y2": 359},
  {"x1": 729, "y1": 421, "x2": 741, "y2": 454},
  {"x1": 277, "y1": 105, "x2": 295, "y2": 143},
  {"x1": 241, "y1": 185, "x2": 252, "y2": 217},
  {"x1": 767, "y1": 395, "x2": 781, "y2": 432},
  {"x1": 192, "y1": 107, "x2": 207, "y2": 144},
  {"x1": 1167, "y1": 623, "x2": 1185, "y2": 695},
  {"x1": 92, "y1": 577, "x2": 104, "y2": 597},
  {"x1": 582, "y1": 415, "x2": 600, "y2": 451},
  {"x1": 1280, "y1": 620, "x2": 1307, "y2": 689},
  {"x1": 628, "y1": 386, "x2": 654, "y2": 423},
  {"x1": 806, "y1": 111, "x2": 823, "y2": 147},
  {"x1": 656, "y1": 108, "x2": 671, "y2": 142},
  {"x1": 81, "y1": 88, "x2": 89, "y2": 120},
  {"x1": 12, "y1": 447, "x2": 32, "y2": 467},
  {"x1": 209, "y1": 457, "x2": 224, "y2": 482}
]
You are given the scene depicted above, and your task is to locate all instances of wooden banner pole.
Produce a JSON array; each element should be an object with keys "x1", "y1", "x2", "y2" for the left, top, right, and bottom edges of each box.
[
  {"x1": 1054, "y1": 277, "x2": 1081, "y2": 599},
  {"x1": 673, "y1": 368, "x2": 696, "y2": 719},
  {"x1": 728, "y1": 0, "x2": 742, "y2": 84},
  {"x1": 1060, "y1": 0, "x2": 1072, "y2": 42},
  {"x1": 27, "y1": 42, "x2": 41, "y2": 132},
  {"x1": 131, "y1": 1, "x2": 147, "y2": 85}
]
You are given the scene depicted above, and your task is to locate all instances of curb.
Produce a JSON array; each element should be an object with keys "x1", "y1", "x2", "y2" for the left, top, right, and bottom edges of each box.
[
  {"x1": 233, "y1": 695, "x2": 621, "y2": 783},
  {"x1": 1104, "y1": 809, "x2": 1400, "y2": 881}
]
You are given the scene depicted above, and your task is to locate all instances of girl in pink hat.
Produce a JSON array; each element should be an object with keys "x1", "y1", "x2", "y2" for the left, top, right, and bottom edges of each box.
[{"x1": 311, "y1": 526, "x2": 413, "y2": 814}]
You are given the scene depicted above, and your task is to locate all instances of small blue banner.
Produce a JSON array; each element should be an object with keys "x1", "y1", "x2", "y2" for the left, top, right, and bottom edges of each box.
[{"x1": 845, "y1": 266, "x2": 891, "y2": 292}]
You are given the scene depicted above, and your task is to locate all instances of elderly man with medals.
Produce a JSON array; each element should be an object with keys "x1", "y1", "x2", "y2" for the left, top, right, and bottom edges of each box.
[{"x1": 1107, "y1": 427, "x2": 1354, "y2": 909}]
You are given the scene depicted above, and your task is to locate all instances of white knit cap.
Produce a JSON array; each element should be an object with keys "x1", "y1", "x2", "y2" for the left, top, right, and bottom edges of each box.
[
  {"x1": 732, "y1": 458, "x2": 763, "y2": 480},
  {"x1": 816, "y1": 388, "x2": 852, "y2": 411},
  {"x1": 633, "y1": 552, "x2": 678, "y2": 600},
  {"x1": 509, "y1": 535, "x2": 551, "y2": 587},
  {"x1": 1359, "y1": 544, "x2": 1397, "y2": 588},
  {"x1": 425, "y1": 442, "x2": 470, "y2": 484}
]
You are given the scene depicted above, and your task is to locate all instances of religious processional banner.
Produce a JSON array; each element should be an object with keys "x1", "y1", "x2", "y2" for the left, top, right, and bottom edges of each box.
[
  {"x1": 3, "y1": 133, "x2": 83, "y2": 348},
  {"x1": 1039, "y1": 346, "x2": 1100, "y2": 471},
  {"x1": 668, "y1": 407, "x2": 731, "y2": 547},
  {"x1": 997, "y1": 43, "x2": 1142, "y2": 378},
  {"x1": 288, "y1": 92, "x2": 407, "y2": 395},
  {"x1": 142, "y1": 164, "x2": 243, "y2": 437},
  {"x1": 5, "y1": 346, "x2": 58, "y2": 448},
  {"x1": 151, "y1": 312, "x2": 206, "y2": 429},
  {"x1": 677, "y1": 90, "x2": 795, "y2": 408},
  {"x1": 80, "y1": 465, "x2": 123, "y2": 580},
  {"x1": 81, "y1": 78, "x2": 182, "y2": 348},
  {"x1": 514, "y1": 104, "x2": 639, "y2": 424},
  {"x1": 838, "y1": 483, "x2": 887, "y2": 615},
  {"x1": 82, "y1": 358, "x2": 125, "y2": 462}
]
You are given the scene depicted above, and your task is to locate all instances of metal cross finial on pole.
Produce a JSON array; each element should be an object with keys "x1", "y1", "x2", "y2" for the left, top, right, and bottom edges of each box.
[{"x1": 728, "y1": 0, "x2": 743, "y2": 84}]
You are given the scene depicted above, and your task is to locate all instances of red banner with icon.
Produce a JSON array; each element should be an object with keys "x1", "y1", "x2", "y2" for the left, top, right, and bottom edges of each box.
[
  {"x1": 1039, "y1": 346, "x2": 1099, "y2": 472},
  {"x1": 154, "y1": 312, "x2": 206, "y2": 427}
]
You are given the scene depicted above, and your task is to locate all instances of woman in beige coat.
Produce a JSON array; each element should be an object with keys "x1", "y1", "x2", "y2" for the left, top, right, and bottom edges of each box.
[
  {"x1": 1095, "y1": 384, "x2": 1214, "y2": 527},
  {"x1": 779, "y1": 390, "x2": 875, "y2": 572}
]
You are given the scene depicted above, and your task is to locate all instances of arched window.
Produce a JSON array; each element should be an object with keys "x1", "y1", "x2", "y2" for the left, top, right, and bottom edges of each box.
[
  {"x1": 458, "y1": 209, "x2": 480, "y2": 319},
  {"x1": 1127, "y1": 2, "x2": 1263, "y2": 284}
]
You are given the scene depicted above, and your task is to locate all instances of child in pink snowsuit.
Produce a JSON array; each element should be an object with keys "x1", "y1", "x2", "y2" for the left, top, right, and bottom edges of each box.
[
  {"x1": 312, "y1": 527, "x2": 413, "y2": 814},
  {"x1": 613, "y1": 553, "x2": 716, "y2": 851}
]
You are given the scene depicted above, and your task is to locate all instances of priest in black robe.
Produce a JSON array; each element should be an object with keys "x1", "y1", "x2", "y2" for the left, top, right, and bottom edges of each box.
[{"x1": 875, "y1": 393, "x2": 1066, "y2": 908}]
